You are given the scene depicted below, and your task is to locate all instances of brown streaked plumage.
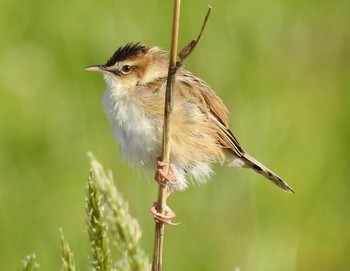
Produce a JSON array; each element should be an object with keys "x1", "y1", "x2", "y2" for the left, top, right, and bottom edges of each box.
[{"x1": 85, "y1": 42, "x2": 294, "y2": 193}]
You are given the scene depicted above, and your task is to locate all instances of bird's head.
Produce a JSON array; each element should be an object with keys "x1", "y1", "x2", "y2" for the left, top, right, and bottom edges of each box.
[{"x1": 85, "y1": 42, "x2": 168, "y2": 93}]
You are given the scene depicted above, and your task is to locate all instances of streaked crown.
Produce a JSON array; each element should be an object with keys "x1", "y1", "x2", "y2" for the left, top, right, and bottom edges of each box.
[{"x1": 105, "y1": 43, "x2": 150, "y2": 67}]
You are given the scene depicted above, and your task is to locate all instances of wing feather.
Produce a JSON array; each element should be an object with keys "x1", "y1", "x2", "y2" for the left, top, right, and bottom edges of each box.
[{"x1": 178, "y1": 70, "x2": 245, "y2": 157}]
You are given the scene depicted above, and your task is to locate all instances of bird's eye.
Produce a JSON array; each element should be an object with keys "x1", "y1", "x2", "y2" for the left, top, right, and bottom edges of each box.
[{"x1": 121, "y1": 65, "x2": 131, "y2": 73}]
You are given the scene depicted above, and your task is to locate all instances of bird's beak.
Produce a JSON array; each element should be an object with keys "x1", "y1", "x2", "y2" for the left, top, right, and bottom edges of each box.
[{"x1": 84, "y1": 65, "x2": 107, "y2": 72}]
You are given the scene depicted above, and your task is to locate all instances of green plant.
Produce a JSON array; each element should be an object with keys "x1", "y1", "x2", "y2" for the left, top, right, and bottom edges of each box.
[{"x1": 20, "y1": 153, "x2": 150, "y2": 271}]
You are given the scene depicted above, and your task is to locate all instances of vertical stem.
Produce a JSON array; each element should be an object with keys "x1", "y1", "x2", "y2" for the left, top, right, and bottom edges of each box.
[{"x1": 152, "y1": 1, "x2": 181, "y2": 271}]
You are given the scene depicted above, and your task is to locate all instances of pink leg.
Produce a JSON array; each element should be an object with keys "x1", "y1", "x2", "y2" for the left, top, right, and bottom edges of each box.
[
  {"x1": 150, "y1": 202, "x2": 179, "y2": 225},
  {"x1": 155, "y1": 158, "x2": 177, "y2": 186}
]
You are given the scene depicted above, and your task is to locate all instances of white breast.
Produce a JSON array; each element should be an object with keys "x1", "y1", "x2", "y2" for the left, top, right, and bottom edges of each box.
[
  {"x1": 101, "y1": 79, "x2": 213, "y2": 191},
  {"x1": 102, "y1": 88, "x2": 162, "y2": 167}
]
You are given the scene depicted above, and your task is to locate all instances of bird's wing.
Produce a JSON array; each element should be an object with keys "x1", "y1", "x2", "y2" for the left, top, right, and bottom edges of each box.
[
  {"x1": 177, "y1": 71, "x2": 294, "y2": 192},
  {"x1": 178, "y1": 70, "x2": 245, "y2": 157}
]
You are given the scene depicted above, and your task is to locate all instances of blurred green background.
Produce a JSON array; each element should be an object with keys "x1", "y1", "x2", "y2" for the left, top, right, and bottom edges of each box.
[{"x1": 1, "y1": 0, "x2": 349, "y2": 270}]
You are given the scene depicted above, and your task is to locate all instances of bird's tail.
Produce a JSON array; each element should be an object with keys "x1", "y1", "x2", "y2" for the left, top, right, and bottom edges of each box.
[{"x1": 229, "y1": 153, "x2": 294, "y2": 193}]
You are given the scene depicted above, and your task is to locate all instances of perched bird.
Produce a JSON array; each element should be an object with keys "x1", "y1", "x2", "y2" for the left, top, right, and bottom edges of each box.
[{"x1": 85, "y1": 42, "x2": 294, "y2": 195}]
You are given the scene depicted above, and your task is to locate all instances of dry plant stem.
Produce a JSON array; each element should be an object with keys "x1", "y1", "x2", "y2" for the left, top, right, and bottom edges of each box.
[
  {"x1": 152, "y1": 0, "x2": 181, "y2": 271},
  {"x1": 178, "y1": 6, "x2": 212, "y2": 63}
]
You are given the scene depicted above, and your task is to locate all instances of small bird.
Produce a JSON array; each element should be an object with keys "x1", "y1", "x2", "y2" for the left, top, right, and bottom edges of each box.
[{"x1": 85, "y1": 42, "x2": 294, "y2": 195}]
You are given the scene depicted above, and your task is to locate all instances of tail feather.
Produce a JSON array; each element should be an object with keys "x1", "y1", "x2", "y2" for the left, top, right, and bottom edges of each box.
[{"x1": 241, "y1": 153, "x2": 294, "y2": 193}]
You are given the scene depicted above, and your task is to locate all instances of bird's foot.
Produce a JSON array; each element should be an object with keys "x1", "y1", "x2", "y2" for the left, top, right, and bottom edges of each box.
[
  {"x1": 155, "y1": 158, "x2": 177, "y2": 187},
  {"x1": 150, "y1": 202, "x2": 179, "y2": 225}
]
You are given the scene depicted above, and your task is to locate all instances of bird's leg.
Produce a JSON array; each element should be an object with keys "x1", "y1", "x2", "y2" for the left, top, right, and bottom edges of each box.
[
  {"x1": 154, "y1": 158, "x2": 177, "y2": 186},
  {"x1": 150, "y1": 202, "x2": 179, "y2": 225},
  {"x1": 152, "y1": 157, "x2": 178, "y2": 225}
]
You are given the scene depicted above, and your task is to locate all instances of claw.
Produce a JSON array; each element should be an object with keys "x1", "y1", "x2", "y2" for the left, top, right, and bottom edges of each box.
[
  {"x1": 150, "y1": 202, "x2": 180, "y2": 225},
  {"x1": 155, "y1": 158, "x2": 177, "y2": 186}
]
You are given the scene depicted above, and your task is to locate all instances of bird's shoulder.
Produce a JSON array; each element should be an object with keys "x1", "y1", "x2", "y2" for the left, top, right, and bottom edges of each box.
[
  {"x1": 177, "y1": 69, "x2": 229, "y2": 126},
  {"x1": 177, "y1": 69, "x2": 245, "y2": 156}
]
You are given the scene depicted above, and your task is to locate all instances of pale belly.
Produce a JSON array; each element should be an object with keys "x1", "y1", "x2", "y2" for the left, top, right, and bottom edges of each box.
[
  {"x1": 102, "y1": 88, "x2": 214, "y2": 190},
  {"x1": 102, "y1": 90, "x2": 162, "y2": 167}
]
